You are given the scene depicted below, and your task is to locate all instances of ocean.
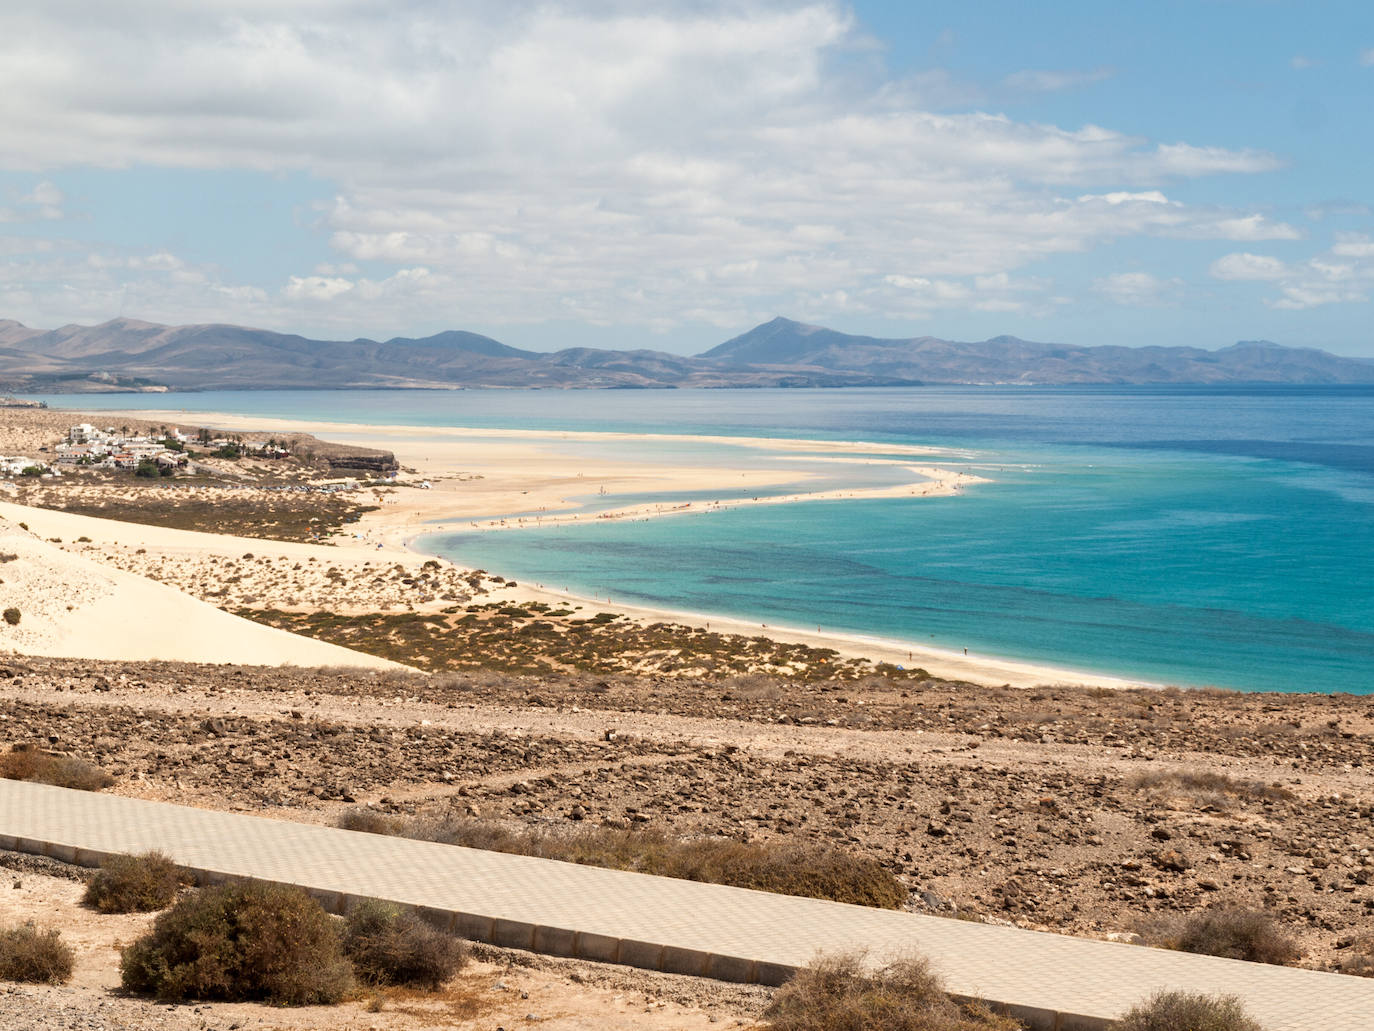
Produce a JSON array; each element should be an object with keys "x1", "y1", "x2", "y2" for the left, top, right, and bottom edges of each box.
[{"x1": 40, "y1": 385, "x2": 1374, "y2": 694}]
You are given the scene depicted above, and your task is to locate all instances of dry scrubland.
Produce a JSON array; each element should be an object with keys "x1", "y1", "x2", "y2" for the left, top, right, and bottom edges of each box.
[
  {"x1": 13, "y1": 478, "x2": 381, "y2": 542},
  {"x1": 2, "y1": 655, "x2": 1372, "y2": 982}
]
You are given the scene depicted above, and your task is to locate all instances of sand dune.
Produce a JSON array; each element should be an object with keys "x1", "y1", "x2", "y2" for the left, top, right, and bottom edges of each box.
[{"x1": 0, "y1": 503, "x2": 405, "y2": 670}]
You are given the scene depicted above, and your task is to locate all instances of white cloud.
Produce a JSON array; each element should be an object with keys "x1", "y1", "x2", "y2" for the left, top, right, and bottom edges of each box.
[
  {"x1": 1210, "y1": 253, "x2": 1288, "y2": 281},
  {"x1": 0, "y1": 1, "x2": 1300, "y2": 331},
  {"x1": 1079, "y1": 191, "x2": 1175, "y2": 206},
  {"x1": 1003, "y1": 67, "x2": 1114, "y2": 93},
  {"x1": 128, "y1": 251, "x2": 184, "y2": 272},
  {"x1": 283, "y1": 275, "x2": 353, "y2": 301},
  {"x1": 0, "y1": 180, "x2": 64, "y2": 222},
  {"x1": 1209, "y1": 237, "x2": 1374, "y2": 310},
  {"x1": 1332, "y1": 235, "x2": 1374, "y2": 258},
  {"x1": 1290, "y1": 55, "x2": 1316, "y2": 70},
  {"x1": 1270, "y1": 283, "x2": 1367, "y2": 310},
  {"x1": 1093, "y1": 272, "x2": 1182, "y2": 306},
  {"x1": 1362, "y1": 47, "x2": 1374, "y2": 66},
  {"x1": 1198, "y1": 215, "x2": 1301, "y2": 241}
]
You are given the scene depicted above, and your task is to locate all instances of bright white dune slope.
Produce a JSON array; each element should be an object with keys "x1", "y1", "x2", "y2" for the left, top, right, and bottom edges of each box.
[{"x1": 0, "y1": 506, "x2": 404, "y2": 670}]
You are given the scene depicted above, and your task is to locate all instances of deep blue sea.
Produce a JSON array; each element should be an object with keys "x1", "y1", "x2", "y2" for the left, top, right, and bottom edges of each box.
[{"x1": 41, "y1": 386, "x2": 1374, "y2": 694}]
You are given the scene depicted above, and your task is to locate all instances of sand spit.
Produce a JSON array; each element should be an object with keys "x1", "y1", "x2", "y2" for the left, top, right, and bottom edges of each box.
[{"x1": 19, "y1": 407, "x2": 1153, "y2": 689}]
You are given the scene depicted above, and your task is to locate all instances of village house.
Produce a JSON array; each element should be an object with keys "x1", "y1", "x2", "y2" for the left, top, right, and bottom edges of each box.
[
  {"x1": 62, "y1": 423, "x2": 189, "y2": 473},
  {"x1": 0, "y1": 455, "x2": 39, "y2": 476}
]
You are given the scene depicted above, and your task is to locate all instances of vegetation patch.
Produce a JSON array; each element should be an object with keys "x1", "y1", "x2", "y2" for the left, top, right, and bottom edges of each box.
[
  {"x1": 0, "y1": 924, "x2": 75, "y2": 985},
  {"x1": 240, "y1": 603, "x2": 925, "y2": 684},
  {"x1": 343, "y1": 899, "x2": 468, "y2": 990},
  {"x1": 0, "y1": 745, "x2": 115, "y2": 791},
  {"x1": 120, "y1": 882, "x2": 353, "y2": 1005},
  {"x1": 340, "y1": 813, "x2": 906, "y2": 909},
  {"x1": 17, "y1": 485, "x2": 378, "y2": 543},
  {"x1": 764, "y1": 951, "x2": 1018, "y2": 1031},
  {"x1": 1136, "y1": 907, "x2": 1298, "y2": 966},
  {"x1": 1114, "y1": 990, "x2": 1263, "y2": 1031},
  {"x1": 1128, "y1": 769, "x2": 1294, "y2": 808},
  {"x1": 1168, "y1": 908, "x2": 1299, "y2": 965},
  {"x1": 83, "y1": 850, "x2": 184, "y2": 913}
]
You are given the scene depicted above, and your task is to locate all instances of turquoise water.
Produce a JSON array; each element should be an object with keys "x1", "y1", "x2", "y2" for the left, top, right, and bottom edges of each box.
[{"x1": 42, "y1": 386, "x2": 1374, "y2": 693}]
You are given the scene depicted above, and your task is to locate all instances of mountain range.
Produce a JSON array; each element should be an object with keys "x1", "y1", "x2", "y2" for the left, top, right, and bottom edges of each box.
[{"x1": 0, "y1": 315, "x2": 1369, "y2": 392}]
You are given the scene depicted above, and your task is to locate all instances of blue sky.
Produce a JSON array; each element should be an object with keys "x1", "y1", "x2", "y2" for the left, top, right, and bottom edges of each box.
[{"x1": 0, "y1": 1, "x2": 1371, "y2": 355}]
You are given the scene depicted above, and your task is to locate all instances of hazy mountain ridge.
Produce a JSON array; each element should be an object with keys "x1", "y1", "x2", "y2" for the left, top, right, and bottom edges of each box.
[
  {"x1": 707, "y1": 318, "x2": 1374, "y2": 385},
  {"x1": 0, "y1": 315, "x2": 1369, "y2": 393}
]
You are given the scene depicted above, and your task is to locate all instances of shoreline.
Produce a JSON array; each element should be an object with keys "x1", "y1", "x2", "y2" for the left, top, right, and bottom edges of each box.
[
  {"x1": 421, "y1": 558, "x2": 1164, "y2": 690},
  {"x1": 43, "y1": 403, "x2": 1164, "y2": 690}
]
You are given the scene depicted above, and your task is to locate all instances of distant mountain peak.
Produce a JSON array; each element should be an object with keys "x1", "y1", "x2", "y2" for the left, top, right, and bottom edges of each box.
[
  {"x1": 0, "y1": 314, "x2": 1369, "y2": 392},
  {"x1": 698, "y1": 317, "x2": 1374, "y2": 385}
]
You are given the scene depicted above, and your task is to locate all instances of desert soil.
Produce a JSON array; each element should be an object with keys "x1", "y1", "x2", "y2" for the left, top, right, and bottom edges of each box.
[{"x1": 2, "y1": 657, "x2": 1372, "y2": 980}]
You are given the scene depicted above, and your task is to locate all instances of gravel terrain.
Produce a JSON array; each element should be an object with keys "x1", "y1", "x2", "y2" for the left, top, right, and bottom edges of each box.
[{"x1": 2, "y1": 656, "x2": 1371, "y2": 980}]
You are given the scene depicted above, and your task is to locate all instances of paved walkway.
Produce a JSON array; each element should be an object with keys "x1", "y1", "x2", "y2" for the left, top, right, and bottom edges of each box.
[{"x1": 3, "y1": 781, "x2": 1372, "y2": 1031}]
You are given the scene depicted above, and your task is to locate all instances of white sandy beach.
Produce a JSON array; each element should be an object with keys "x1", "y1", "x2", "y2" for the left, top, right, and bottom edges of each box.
[
  {"x1": 92, "y1": 409, "x2": 988, "y2": 542},
  {"x1": 23, "y1": 407, "x2": 1161, "y2": 690}
]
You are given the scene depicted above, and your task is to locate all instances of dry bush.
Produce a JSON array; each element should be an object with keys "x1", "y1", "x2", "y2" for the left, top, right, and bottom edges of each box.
[
  {"x1": 0, "y1": 745, "x2": 114, "y2": 791},
  {"x1": 340, "y1": 812, "x2": 906, "y2": 908},
  {"x1": 427, "y1": 672, "x2": 472, "y2": 693},
  {"x1": 1127, "y1": 769, "x2": 1293, "y2": 806},
  {"x1": 726, "y1": 674, "x2": 783, "y2": 701},
  {"x1": 338, "y1": 809, "x2": 406, "y2": 836},
  {"x1": 764, "y1": 951, "x2": 1018, "y2": 1031},
  {"x1": 1337, "y1": 936, "x2": 1374, "y2": 977},
  {"x1": 1115, "y1": 990, "x2": 1263, "y2": 1031},
  {"x1": 120, "y1": 882, "x2": 353, "y2": 1005},
  {"x1": 343, "y1": 900, "x2": 468, "y2": 990},
  {"x1": 1140, "y1": 909, "x2": 1298, "y2": 966},
  {"x1": 83, "y1": 851, "x2": 184, "y2": 913},
  {"x1": 0, "y1": 924, "x2": 75, "y2": 985},
  {"x1": 371, "y1": 668, "x2": 426, "y2": 691}
]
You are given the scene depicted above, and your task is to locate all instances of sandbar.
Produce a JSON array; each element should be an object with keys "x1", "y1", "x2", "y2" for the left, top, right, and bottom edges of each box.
[{"x1": 55, "y1": 406, "x2": 1159, "y2": 690}]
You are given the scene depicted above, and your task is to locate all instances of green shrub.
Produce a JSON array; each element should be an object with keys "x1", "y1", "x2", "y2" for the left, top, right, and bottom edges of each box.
[
  {"x1": 0, "y1": 746, "x2": 114, "y2": 791},
  {"x1": 84, "y1": 851, "x2": 183, "y2": 913},
  {"x1": 1115, "y1": 990, "x2": 1263, "y2": 1031},
  {"x1": 120, "y1": 882, "x2": 352, "y2": 1005},
  {"x1": 765, "y1": 951, "x2": 1017, "y2": 1031},
  {"x1": 0, "y1": 924, "x2": 75, "y2": 984},
  {"x1": 2, "y1": 607, "x2": 18, "y2": 626},
  {"x1": 343, "y1": 900, "x2": 467, "y2": 989},
  {"x1": 1171, "y1": 909, "x2": 1298, "y2": 965}
]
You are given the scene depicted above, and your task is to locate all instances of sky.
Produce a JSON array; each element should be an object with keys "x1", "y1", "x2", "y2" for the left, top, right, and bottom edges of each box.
[{"x1": 0, "y1": 1, "x2": 1372, "y2": 356}]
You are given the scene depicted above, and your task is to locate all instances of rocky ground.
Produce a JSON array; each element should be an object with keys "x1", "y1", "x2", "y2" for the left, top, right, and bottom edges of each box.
[{"x1": 2, "y1": 656, "x2": 1372, "y2": 983}]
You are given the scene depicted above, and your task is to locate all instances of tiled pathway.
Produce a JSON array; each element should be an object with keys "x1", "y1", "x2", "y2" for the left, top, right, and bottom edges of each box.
[{"x1": 3, "y1": 780, "x2": 1369, "y2": 1030}]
